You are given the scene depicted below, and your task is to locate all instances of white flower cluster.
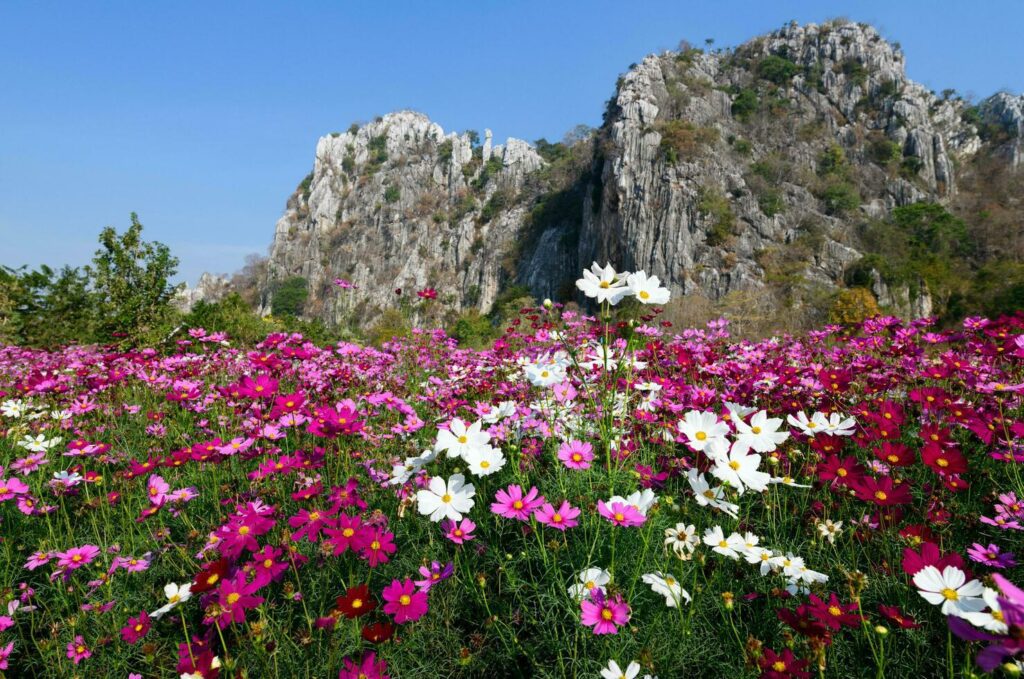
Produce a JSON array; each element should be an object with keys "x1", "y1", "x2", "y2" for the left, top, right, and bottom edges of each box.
[{"x1": 575, "y1": 262, "x2": 670, "y2": 306}]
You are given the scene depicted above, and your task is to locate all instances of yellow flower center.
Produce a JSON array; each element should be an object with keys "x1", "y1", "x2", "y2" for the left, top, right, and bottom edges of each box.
[
  {"x1": 751, "y1": 426, "x2": 762, "y2": 434},
  {"x1": 572, "y1": 453, "x2": 582, "y2": 462},
  {"x1": 352, "y1": 598, "x2": 363, "y2": 609},
  {"x1": 442, "y1": 494, "x2": 453, "y2": 503},
  {"x1": 238, "y1": 526, "x2": 250, "y2": 535},
  {"x1": 399, "y1": 595, "x2": 411, "y2": 605},
  {"x1": 696, "y1": 431, "x2": 707, "y2": 441},
  {"x1": 480, "y1": 461, "x2": 490, "y2": 469},
  {"x1": 553, "y1": 513, "x2": 563, "y2": 523},
  {"x1": 729, "y1": 461, "x2": 740, "y2": 470},
  {"x1": 513, "y1": 501, "x2": 523, "y2": 509},
  {"x1": 773, "y1": 661, "x2": 787, "y2": 672},
  {"x1": 227, "y1": 592, "x2": 240, "y2": 605},
  {"x1": 639, "y1": 290, "x2": 650, "y2": 300},
  {"x1": 874, "y1": 491, "x2": 888, "y2": 501},
  {"x1": 370, "y1": 541, "x2": 381, "y2": 550},
  {"x1": 263, "y1": 559, "x2": 273, "y2": 568},
  {"x1": 614, "y1": 512, "x2": 624, "y2": 521},
  {"x1": 599, "y1": 281, "x2": 610, "y2": 289},
  {"x1": 601, "y1": 608, "x2": 613, "y2": 620},
  {"x1": 458, "y1": 435, "x2": 468, "y2": 444},
  {"x1": 828, "y1": 605, "x2": 842, "y2": 616},
  {"x1": 308, "y1": 512, "x2": 320, "y2": 521},
  {"x1": 343, "y1": 528, "x2": 354, "y2": 537},
  {"x1": 941, "y1": 588, "x2": 959, "y2": 601}
]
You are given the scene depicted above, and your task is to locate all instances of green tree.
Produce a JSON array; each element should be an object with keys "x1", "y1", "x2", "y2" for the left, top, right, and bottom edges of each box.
[
  {"x1": 270, "y1": 277, "x2": 308, "y2": 318},
  {"x1": 86, "y1": 213, "x2": 180, "y2": 344}
]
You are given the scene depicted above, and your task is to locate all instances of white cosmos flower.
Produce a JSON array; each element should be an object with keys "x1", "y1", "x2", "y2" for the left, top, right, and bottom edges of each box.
[
  {"x1": 703, "y1": 526, "x2": 742, "y2": 560},
  {"x1": 464, "y1": 445, "x2": 506, "y2": 477},
  {"x1": 734, "y1": 410, "x2": 790, "y2": 452},
  {"x1": 724, "y1": 401, "x2": 758, "y2": 422},
  {"x1": 676, "y1": 410, "x2": 730, "y2": 453},
  {"x1": 816, "y1": 519, "x2": 843, "y2": 544},
  {"x1": 434, "y1": 418, "x2": 490, "y2": 460},
  {"x1": 962, "y1": 588, "x2": 1008, "y2": 633},
  {"x1": 769, "y1": 475, "x2": 812, "y2": 488},
  {"x1": 642, "y1": 572, "x2": 690, "y2": 607},
  {"x1": 626, "y1": 271, "x2": 670, "y2": 305},
  {"x1": 1, "y1": 400, "x2": 26, "y2": 418},
  {"x1": 786, "y1": 411, "x2": 828, "y2": 436},
  {"x1": 913, "y1": 565, "x2": 986, "y2": 617},
  {"x1": 664, "y1": 523, "x2": 699, "y2": 559},
  {"x1": 481, "y1": 401, "x2": 516, "y2": 424},
  {"x1": 687, "y1": 469, "x2": 739, "y2": 518},
  {"x1": 415, "y1": 473, "x2": 476, "y2": 522},
  {"x1": 152, "y1": 582, "x2": 192, "y2": 618},
  {"x1": 601, "y1": 660, "x2": 641, "y2": 679},
  {"x1": 746, "y1": 546, "x2": 782, "y2": 576},
  {"x1": 709, "y1": 441, "x2": 771, "y2": 494},
  {"x1": 822, "y1": 412, "x2": 857, "y2": 436},
  {"x1": 568, "y1": 567, "x2": 611, "y2": 601},
  {"x1": 524, "y1": 359, "x2": 567, "y2": 387},
  {"x1": 576, "y1": 262, "x2": 632, "y2": 305},
  {"x1": 18, "y1": 434, "x2": 61, "y2": 452}
]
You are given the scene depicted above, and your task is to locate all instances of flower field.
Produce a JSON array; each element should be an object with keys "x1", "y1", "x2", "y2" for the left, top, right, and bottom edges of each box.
[{"x1": 1, "y1": 265, "x2": 1023, "y2": 678}]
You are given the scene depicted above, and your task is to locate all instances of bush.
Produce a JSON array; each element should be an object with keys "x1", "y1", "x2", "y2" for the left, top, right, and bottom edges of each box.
[
  {"x1": 841, "y1": 58, "x2": 869, "y2": 86},
  {"x1": 655, "y1": 120, "x2": 718, "y2": 163},
  {"x1": 367, "y1": 134, "x2": 388, "y2": 166},
  {"x1": 383, "y1": 185, "x2": 400, "y2": 203},
  {"x1": 757, "y1": 55, "x2": 800, "y2": 84},
  {"x1": 271, "y1": 277, "x2": 308, "y2": 318},
  {"x1": 436, "y1": 140, "x2": 453, "y2": 165},
  {"x1": 448, "y1": 309, "x2": 496, "y2": 348},
  {"x1": 829, "y1": 287, "x2": 880, "y2": 324},
  {"x1": 758, "y1": 190, "x2": 785, "y2": 217},
  {"x1": 869, "y1": 138, "x2": 902, "y2": 166},
  {"x1": 697, "y1": 188, "x2": 735, "y2": 245},
  {"x1": 480, "y1": 188, "x2": 512, "y2": 224},
  {"x1": 820, "y1": 181, "x2": 861, "y2": 215},
  {"x1": 731, "y1": 88, "x2": 759, "y2": 121}
]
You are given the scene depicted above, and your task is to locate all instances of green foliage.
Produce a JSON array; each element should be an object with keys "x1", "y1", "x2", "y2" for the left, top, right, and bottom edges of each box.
[
  {"x1": 341, "y1": 155, "x2": 355, "y2": 174},
  {"x1": 841, "y1": 57, "x2": 869, "y2": 86},
  {"x1": 447, "y1": 308, "x2": 496, "y2": 348},
  {"x1": 472, "y1": 156, "x2": 505, "y2": 191},
  {"x1": 86, "y1": 213, "x2": 180, "y2": 344},
  {"x1": 0, "y1": 265, "x2": 95, "y2": 347},
  {"x1": 900, "y1": 156, "x2": 924, "y2": 178},
  {"x1": 480, "y1": 188, "x2": 513, "y2": 224},
  {"x1": 731, "y1": 88, "x2": 759, "y2": 121},
  {"x1": 697, "y1": 188, "x2": 735, "y2": 246},
  {"x1": 869, "y1": 138, "x2": 902, "y2": 166},
  {"x1": 436, "y1": 139, "x2": 453, "y2": 165},
  {"x1": 829, "y1": 287, "x2": 880, "y2": 324},
  {"x1": 365, "y1": 307, "x2": 410, "y2": 346},
  {"x1": 820, "y1": 181, "x2": 861, "y2": 215},
  {"x1": 818, "y1": 144, "x2": 848, "y2": 177},
  {"x1": 184, "y1": 293, "x2": 277, "y2": 346},
  {"x1": 299, "y1": 172, "x2": 314, "y2": 199},
  {"x1": 655, "y1": 120, "x2": 718, "y2": 163},
  {"x1": 270, "y1": 276, "x2": 309, "y2": 318},
  {"x1": 383, "y1": 185, "x2": 401, "y2": 204},
  {"x1": 733, "y1": 138, "x2": 752, "y2": 155},
  {"x1": 758, "y1": 190, "x2": 785, "y2": 217},
  {"x1": 756, "y1": 54, "x2": 800, "y2": 84},
  {"x1": 367, "y1": 134, "x2": 388, "y2": 166}
]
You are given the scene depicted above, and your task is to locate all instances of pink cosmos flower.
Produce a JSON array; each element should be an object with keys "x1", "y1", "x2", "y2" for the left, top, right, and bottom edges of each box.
[
  {"x1": 66, "y1": 635, "x2": 91, "y2": 664},
  {"x1": 414, "y1": 561, "x2": 454, "y2": 592},
  {"x1": 288, "y1": 507, "x2": 334, "y2": 543},
  {"x1": 339, "y1": 651, "x2": 389, "y2": 679},
  {"x1": 55, "y1": 545, "x2": 101, "y2": 571},
  {"x1": 557, "y1": 440, "x2": 594, "y2": 470},
  {"x1": 323, "y1": 514, "x2": 365, "y2": 555},
  {"x1": 212, "y1": 572, "x2": 264, "y2": 629},
  {"x1": 443, "y1": 518, "x2": 476, "y2": 544},
  {"x1": 491, "y1": 484, "x2": 545, "y2": 521},
  {"x1": 382, "y1": 578, "x2": 429, "y2": 623},
  {"x1": 120, "y1": 611, "x2": 151, "y2": 644},
  {"x1": 248, "y1": 545, "x2": 288, "y2": 588},
  {"x1": 0, "y1": 477, "x2": 29, "y2": 501},
  {"x1": 580, "y1": 590, "x2": 630, "y2": 635},
  {"x1": 146, "y1": 475, "x2": 170, "y2": 505},
  {"x1": 357, "y1": 528, "x2": 397, "y2": 567},
  {"x1": 24, "y1": 551, "x2": 51, "y2": 570},
  {"x1": 0, "y1": 641, "x2": 12, "y2": 670},
  {"x1": 597, "y1": 500, "x2": 646, "y2": 527},
  {"x1": 534, "y1": 500, "x2": 581, "y2": 531}
]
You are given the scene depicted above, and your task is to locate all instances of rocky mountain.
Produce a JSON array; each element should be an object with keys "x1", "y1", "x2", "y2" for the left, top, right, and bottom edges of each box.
[{"x1": 248, "y1": 19, "x2": 1022, "y2": 331}]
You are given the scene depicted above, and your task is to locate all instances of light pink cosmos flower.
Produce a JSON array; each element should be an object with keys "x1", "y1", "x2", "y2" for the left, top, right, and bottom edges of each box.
[
  {"x1": 24, "y1": 551, "x2": 51, "y2": 570},
  {"x1": 534, "y1": 501, "x2": 581, "y2": 531},
  {"x1": 597, "y1": 500, "x2": 646, "y2": 527},
  {"x1": 491, "y1": 484, "x2": 545, "y2": 521},
  {"x1": 146, "y1": 475, "x2": 169, "y2": 505}
]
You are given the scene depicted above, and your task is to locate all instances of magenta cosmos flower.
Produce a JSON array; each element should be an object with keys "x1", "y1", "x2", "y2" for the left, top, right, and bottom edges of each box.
[
  {"x1": 381, "y1": 578, "x2": 429, "y2": 623},
  {"x1": 491, "y1": 484, "x2": 545, "y2": 521},
  {"x1": 211, "y1": 572, "x2": 265, "y2": 629},
  {"x1": 55, "y1": 545, "x2": 101, "y2": 571},
  {"x1": 66, "y1": 635, "x2": 91, "y2": 664},
  {"x1": 580, "y1": 590, "x2": 630, "y2": 635},
  {"x1": 535, "y1": 500, "x2": 581, "y2": 531},
  {"x1": 557, "y1": 440, "x2": 595, "y2": 470},
  {"x1": 339, "y1": 651, "x2": 390, "y2": 679},
  {"x1": 967, "y1": 542, "x2": 1017, "y2": 569},
  {"x1": 597, "y1": 500, "x2": 646, "y2": 527},
  {"x1": 443, "y1": 518, "x2": 476, "y2": 544}
]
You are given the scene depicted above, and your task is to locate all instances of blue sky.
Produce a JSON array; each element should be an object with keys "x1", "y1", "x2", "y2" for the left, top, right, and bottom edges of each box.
[{"x1": 2, "y1": 1, "x2": 1022, "y2": 283}]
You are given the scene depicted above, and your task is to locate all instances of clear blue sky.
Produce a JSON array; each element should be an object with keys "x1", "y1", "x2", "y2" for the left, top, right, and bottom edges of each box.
[{"x1": 2, "y1": 1, "x2": 1022, "y2": 283}]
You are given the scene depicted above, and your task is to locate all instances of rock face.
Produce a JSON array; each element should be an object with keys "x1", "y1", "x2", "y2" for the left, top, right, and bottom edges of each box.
[
  {"x1": 175, "y1": 272, "x2": 229, "y2": 311},
  {"x1": 253, "y1": 20, "x2": 1021, "y2": 326},
  {"x1": 263, "y1": 111, "x2": 543, "y2": 325}
]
